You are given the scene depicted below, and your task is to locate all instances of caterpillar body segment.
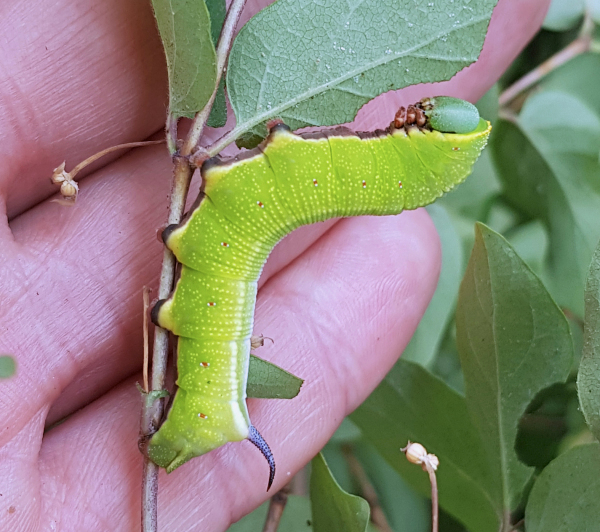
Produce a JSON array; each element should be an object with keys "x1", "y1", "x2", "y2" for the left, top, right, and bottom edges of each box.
[{"x1": 148, "y1": 98, "x2": 491, "y2": 489}]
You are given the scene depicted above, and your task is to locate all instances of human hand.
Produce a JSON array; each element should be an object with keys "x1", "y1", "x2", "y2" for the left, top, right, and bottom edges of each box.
[{"x1": 0, "y1": 0, "x2": 549, "y2": 529}]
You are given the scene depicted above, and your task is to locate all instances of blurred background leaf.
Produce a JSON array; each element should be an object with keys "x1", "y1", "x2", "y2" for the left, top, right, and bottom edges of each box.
[
  {"x1": 457, "y1": 224, "x2": 573, "y2": 523},
  {"x1": 525, "y1": 443, "x2": 600, "y2": 531},
  {"x1": 578, "y1": 239, "x2": 600, "y2": 441},
  {"x1": 310, "y1": 453, "x2": 370, "y2": 532}
]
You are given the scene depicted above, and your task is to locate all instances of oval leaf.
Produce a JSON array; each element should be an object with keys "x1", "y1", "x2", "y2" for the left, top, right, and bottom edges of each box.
[
  {"x1": 227, "y1": 0, "x2": 498, "y2": 140},
  {"x1": 206, "y1": 0, "x2": 227, "y2": 128},
  {"x1": 151, "y1": 0, "x2": 217, "y2": 119},
  {"x1": 525, "y1": 443, "x2": 600, "y2": 532},
  {"x1": 246, "y1": 354, "x2": 303, "y2": 399},
  {"x1": 310, "y1": 452, "x2": 370, "y2": 532},
  {"x1": 456, "y1": 223, "x2": 573, "y2": 517},
  {"x1": 578, "y1": 239, "x2": 600, "y2": 441}
]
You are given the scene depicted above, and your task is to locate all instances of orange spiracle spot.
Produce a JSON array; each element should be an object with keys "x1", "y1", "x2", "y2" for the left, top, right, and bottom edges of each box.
[
  {"x1": 398, "y1": 181, "x2": 403, "y2": 188},
  {"x1": 221, "y1": 242, "x2": 229, "y2": 247},
  {"x1": 198, "y1": 413, "x2": 208, "y2": 419},
  {"x1": 362, "y1": 180, "x2": 367, "y2": 188},
  {"x1": 452, "y1": 147, "x2": 461, "y2": 151},
  {"x1": 207, "y1": 302, "x2": 216, "y2": 307},
  {"x1": 313, "y1": 179, "x2": 318, "y2": 186},
  {"x1": 257, "y1": 201, "x2": 264, "y2": 208},
  {"x1": 200, "y1": 362, "x2": 210, "y2": 368}
]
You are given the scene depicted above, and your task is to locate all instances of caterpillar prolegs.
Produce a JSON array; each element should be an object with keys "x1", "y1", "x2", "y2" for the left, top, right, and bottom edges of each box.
[{"x1": 148, "y1": 97, "x2": 491, "y2": 490}]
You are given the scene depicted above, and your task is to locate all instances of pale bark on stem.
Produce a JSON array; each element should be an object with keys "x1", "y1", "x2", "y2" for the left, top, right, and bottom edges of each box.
[
  {"x1": 141, "y1": 157, "x2": 193, "y2": 532},
  {"x1": 142, "y1": 287, "x2": 151, "y2": 394},
  {"x1": 140, "y1": 1, "x2": 248, "y2": 531}
]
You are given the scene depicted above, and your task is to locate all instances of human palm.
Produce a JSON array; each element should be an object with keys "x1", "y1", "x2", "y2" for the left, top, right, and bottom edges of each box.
[{"x1": 0, "y1": 0, "x2": 548, "y2": 530}]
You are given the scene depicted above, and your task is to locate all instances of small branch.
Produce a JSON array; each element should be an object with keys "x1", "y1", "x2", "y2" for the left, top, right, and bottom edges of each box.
[
  {"x1": 140, "y1": 157, "x2": 193, "y2": 532},
  {"x1": 182, "y1": 0, "x2": 248, "y2": 156},
  {"x1": 166, "y1": 114, "x2": 179, "y2": 155},
  {"x1": 66, "y1": 140, "x2": 165, "y2": 179},
  {"x1": 142, "y1": 287, "x2": 151, "y2": 394},
  {"x1": 342, "y1": 445, "x2": 393, "y2": 532},
  {"x1": 50, "y1": 140, "x2": 165, "y2": 203},
  {"x1": 499, "y1": 14, "x2": 594, "y2": 108},
  {"x1": 140, "y1": 2, "x2": 249, "y2": 531},
  {"x1": 262, "y1": 484, "x2": 291, "y2": 532},
  {"x1": 206, "y1": 124, "x2": 245, "y2": 158}
]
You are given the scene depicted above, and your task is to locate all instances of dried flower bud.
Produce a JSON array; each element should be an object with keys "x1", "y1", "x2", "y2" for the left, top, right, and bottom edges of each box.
[
  {"x1": 51, "y1": 162, "x2": 68, "y2": 184},
  {"x1": 251, "y1": 334, "x2": 274, "y2": 349},
  {"x1": 60, "y1": 180, "x2": 78, "y2": 198},
  {"x1": 402, "y1": 442, "x2": 428, "y2": 465},
  {"x1": 427, "y1": 453, "x2": 439, "y2": 471}
]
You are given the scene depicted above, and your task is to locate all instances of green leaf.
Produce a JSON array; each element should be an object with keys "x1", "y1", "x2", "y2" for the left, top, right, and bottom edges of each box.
[
  {"x1": 525, "y1": 443, "x2": 600, "y2": 532},
  {"x1": 151, "y1": 0, "x2": 217, "y2": 119},
  {"x1": 504, "y1": 54, "x2": 600, "y2": 316},
  {"x1": 578, "y1": 239, "x2": 600, "y2": 441},
  {"x1": 542, "y1": 0, "x2": 585, "y2": 31},
  {"x1": 227, "y1": 0, "x2": 498, "y2": 141},
  {"x1": 226, "y1": 494, "x2": 311, "y2": 532},
  {"x1": 351, "y1": 359, "x2": 499, "y2": 532},
  {"x1": 310, "y1": 452, "x2": 370, "y2": 532},
  {"x1": 246, "y1": 354, "x2": 303, "y2": 399},
  {"x1": 206, "y1": 0, "x2": 227, "y2": 128},
  {"x1": 505, "y1": 220, "x2": 549, "y2": 281},
  {"x1": 0, "y1": 355, "x2": 16, "y2": 379},
  {"x1": 403, "y1": 204, "x2": 463, "y2": 367},
  {"x1": 492, "y1": 85, "x2": 600, "y2": 316},
  {"x1": 456, "y1": 224, "x2": 573, "y2": 519}
]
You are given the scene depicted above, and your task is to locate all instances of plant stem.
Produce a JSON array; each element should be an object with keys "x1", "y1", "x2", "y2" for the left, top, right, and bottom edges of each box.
[
  {"x1": 425, "y1": 462, "x2": 439, "y2": 532},
  {"x1": 206, "y1": 124, "x2": 245, "y2": 157},
  {"x1": 142, "y1": 287, "x2": 151, "y2": 393},
  {"x1": 166, "y1": 114, "x2": 178, "y2": 155},
  {"x1": 498, "y1": 14, "x2": 594, "y2": 108},
  {"x1": 183, "y1": 0, "x2": 248, "y2": 156},
  {"x1": 140, "y1": 1, "x2": 248, "y2": 531},
  {"x1": 140, "y1": 156, "x2": 192, "y2": 532},
  {"x1": 69, "y1": 140, "x2": 165, "y2": 178},
  {"x1": 261, "y1": 484, "x2": 291, "y2": 532}
]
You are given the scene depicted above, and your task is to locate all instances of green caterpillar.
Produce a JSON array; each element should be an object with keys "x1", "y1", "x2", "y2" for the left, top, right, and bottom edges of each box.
[{"x1": 148, "y1": 97, "x2": 491, "y2": 490}]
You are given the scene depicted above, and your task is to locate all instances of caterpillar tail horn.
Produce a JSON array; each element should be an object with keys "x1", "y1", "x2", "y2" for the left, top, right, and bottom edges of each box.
[{"x1": 248, "y1": 425, "x2": 276, "y2": 491}]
